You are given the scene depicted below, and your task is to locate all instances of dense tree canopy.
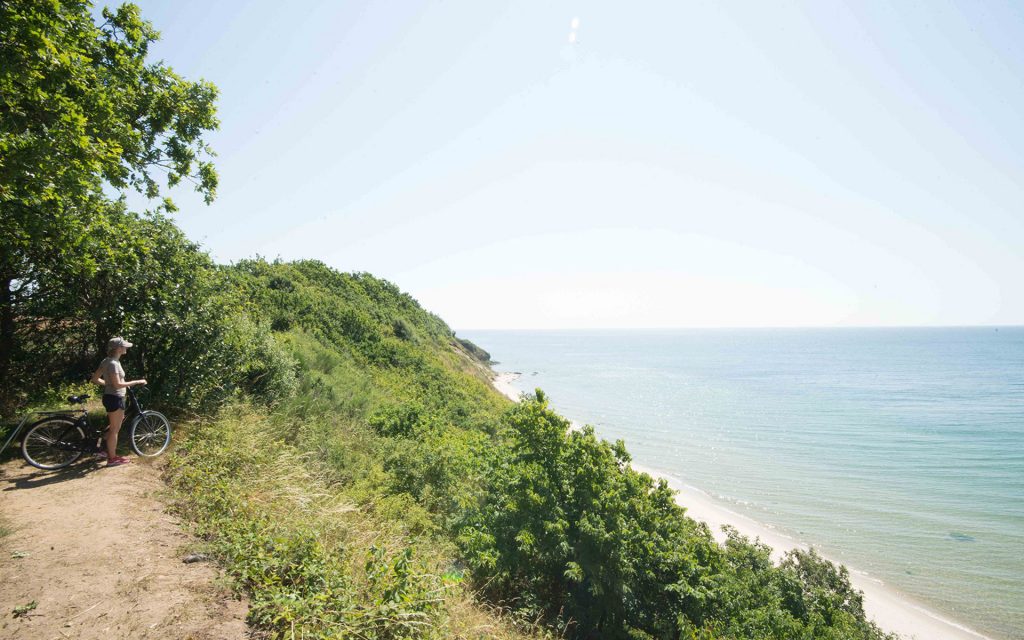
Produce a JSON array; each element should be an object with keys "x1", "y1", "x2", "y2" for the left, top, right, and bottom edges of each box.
[
  {"x1": 0, "y1": 1, "x2": 219, "y2": 409},
  {"x1": 0, "y1": 1, "x2": 218, "y2": 211}
]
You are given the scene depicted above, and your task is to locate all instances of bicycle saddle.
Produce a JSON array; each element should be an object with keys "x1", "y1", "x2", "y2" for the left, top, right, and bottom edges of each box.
[{"x1": 67, "y1": 394, "x2": 90, "y2": 405}]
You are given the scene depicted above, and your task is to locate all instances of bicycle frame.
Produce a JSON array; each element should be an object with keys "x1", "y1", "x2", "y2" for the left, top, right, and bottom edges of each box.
[
  {"x1": 1, "y1": 387, "x2": 151, "y2": 459},
  {"x1": 0, "y1": 408, "x2": 90, "y2": 457},
  {"x1": 0, "y1": 414, "x2": 35, "y2": 457},
  {"x1": 125, "y1": 386, "x2": 143, "y2": 416}
]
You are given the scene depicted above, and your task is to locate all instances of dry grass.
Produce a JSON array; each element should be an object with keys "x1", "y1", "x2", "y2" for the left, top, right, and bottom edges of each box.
[{"x1": 166, "y1": 406, "x2": 549, "y2": 640}]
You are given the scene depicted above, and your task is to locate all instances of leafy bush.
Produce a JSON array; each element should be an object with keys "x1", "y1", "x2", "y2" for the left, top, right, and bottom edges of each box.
[
  {"x1": 456, "y1": 394, "x2": 717, "y2": 637},
  {"x1": 451, "y1": 394, "x2": 895, "y2": 639},
  {"x1": 168, "y1": 409, "x2": 545, "y2": 640},
  {"x1": 1, "y1": 207, "x2": 296, "y2": 413}
]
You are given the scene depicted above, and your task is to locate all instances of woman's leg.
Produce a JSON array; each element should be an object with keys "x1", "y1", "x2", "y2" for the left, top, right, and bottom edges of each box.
[{"x1": 106, "y1": 408, "x2": 125, "y2": 458}]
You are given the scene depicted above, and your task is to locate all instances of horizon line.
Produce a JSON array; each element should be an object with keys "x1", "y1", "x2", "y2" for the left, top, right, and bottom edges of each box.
[{"x1": 455, "y1": 323, "x2": 1024, "y2": 332}]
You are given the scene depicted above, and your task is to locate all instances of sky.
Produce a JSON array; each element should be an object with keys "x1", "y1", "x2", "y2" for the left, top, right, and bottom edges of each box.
[{"x1": 119, "y1": 0, "x2": 1024, "y2": 329}]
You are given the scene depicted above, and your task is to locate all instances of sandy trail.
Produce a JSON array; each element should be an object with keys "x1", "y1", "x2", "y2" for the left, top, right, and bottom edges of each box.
[{"x1": 0, "y1": 456, "x2": 248, "y2": 640}]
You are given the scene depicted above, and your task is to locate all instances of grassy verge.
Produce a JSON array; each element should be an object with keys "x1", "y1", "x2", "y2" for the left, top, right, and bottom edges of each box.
[{"x1": 165, "y1": 407, "x2": 549, "y2": 640}]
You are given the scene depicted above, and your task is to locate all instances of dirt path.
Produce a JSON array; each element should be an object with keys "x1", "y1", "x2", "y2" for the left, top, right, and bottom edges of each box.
[{"x1": 0, "y1": 456, "x2": 248, "y2": 640}]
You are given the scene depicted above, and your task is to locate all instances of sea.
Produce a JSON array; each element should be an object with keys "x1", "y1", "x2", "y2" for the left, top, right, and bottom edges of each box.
[{"x1": 458, "y1": 327, "x2": 1024, "y2": 640}]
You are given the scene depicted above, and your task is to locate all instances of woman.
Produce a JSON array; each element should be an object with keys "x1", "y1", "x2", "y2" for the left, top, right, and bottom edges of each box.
[{"x1": 91, "y1": 337, "x2": 146, "y2": 467}]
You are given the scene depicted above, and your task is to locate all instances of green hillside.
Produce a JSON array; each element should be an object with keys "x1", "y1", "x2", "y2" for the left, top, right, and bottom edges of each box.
[
  {"x1": 1, "y1": 3, "x2": 897, "y2": 638},
  {"x1": 160, "y1": 258, "x2": 894, "y2": 640}
]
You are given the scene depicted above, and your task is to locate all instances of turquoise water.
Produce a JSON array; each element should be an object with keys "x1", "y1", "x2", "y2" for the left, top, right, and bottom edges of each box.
[{"x1": 460, "y1": 328, "x2": 1024, "y2": 640}]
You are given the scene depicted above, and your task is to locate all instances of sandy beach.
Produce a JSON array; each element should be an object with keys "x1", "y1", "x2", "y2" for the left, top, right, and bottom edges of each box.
[
  {"x1": 489, "y1": 371, "x2": 994, "y2": 640},
  {"x1": 492, "y1": 371, "x2": 526, "y2": 402}
]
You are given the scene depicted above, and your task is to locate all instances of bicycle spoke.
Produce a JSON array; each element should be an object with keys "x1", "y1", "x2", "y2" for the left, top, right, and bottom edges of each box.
[
  {"x1": 132, "y1": 412, "x2": 171, "y2": 456},
  {"x1": 22, "y1": 419, "x2": 85, "y2": 469}
]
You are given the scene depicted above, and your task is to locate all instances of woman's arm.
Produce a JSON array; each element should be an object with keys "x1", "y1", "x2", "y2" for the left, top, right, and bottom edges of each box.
[
  {"x1": 107, "y1": 376, "x2": 146, "y2": 390},
  {"x1": 106, "y1": 379, "x2": 136, "y2": 389},
  {"x1": 93, "y1": 362, "x2": 145, "y2": 389}
]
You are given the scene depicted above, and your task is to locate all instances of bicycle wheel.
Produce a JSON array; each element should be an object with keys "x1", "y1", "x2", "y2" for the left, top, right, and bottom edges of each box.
[
  {"x1": 21, "y1": 418, "x2": 86, "y2": 470},
  {"x1": 130, "y1": 411, "x2": 171, "y2": 457}
]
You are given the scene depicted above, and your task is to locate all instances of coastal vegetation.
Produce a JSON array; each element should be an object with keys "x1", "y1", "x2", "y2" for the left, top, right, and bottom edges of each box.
[{"x1": 1, "y1": 3, "x2": 897, "y2": 639}]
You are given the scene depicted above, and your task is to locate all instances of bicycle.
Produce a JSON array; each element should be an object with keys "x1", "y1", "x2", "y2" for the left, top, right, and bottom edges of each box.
[{"x1": 0, "y1": 387, "x2": 172, "y2": 470}]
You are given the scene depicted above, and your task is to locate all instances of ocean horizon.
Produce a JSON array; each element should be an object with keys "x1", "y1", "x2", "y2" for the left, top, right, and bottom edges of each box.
[{"x1": 460, "y1": 326, "x2": 1024, "y2": 640}]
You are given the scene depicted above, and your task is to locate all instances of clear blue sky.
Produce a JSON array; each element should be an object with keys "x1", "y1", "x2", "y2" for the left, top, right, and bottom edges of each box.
[{"x1": 121, "y1": 0, "x2": 1023, "y2": 329}]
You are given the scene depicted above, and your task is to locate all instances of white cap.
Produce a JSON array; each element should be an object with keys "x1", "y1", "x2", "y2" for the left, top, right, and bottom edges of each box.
[{"x1": 107, "y1": 337, "x2": 134, "y2": 350}]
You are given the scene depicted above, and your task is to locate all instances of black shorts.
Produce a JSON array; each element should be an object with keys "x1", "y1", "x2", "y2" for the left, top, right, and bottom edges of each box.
[{"x1": 102, "y1": 394, "x2": 125, "y2": 413}]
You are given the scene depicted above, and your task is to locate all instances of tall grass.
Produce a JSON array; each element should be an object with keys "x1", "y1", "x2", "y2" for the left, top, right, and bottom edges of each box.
[{"x1": 167, "y1": 408, "x2": 549, "y2": 640}]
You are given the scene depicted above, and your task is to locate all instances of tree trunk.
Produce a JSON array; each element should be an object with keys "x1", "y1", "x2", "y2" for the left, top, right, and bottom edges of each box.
[{"x1": 0, "y1": 274, "x2": 15, "y2": 413}]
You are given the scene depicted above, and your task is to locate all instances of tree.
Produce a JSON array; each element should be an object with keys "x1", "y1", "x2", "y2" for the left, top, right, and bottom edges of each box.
[
  {"x1": 457, "y1": 393, "x2": 720, "y2": 638},
  {"x1": 0, "y1": 1, "x2": 219, "y2": 408}
]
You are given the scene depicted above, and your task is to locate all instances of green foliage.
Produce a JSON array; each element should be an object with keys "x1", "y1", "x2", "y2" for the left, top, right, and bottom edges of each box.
[
  {"x1": 449, "y1": 395, "x2": 896, "y2": 639},
  {"x1": 0, "y1": 0, "x2": 220, "y2": 411},
  {"x1": 393, "y1": 317, "x2": 417, "y2": 342},
  {"x1": 457, "y1": 395, "x2": 718, "y2": 637},
  {"x1": 455, "y1": 337, "x2": 491, "y2": 363},
  {"x1": 224, "y1": 259, "x2": 505, "y2": 428},
  {"x1": 381, "y1": 417, "x2": 490, "y2": 524},
  {"x1": 1, "y1": 205, "x2": 296, "y2": 412},
  {"x1": 0, "y1": 1, "x2": 218, "y2": 212},
  {"x1": 168, "y1": 409, "x2": 537, "y2": 640},
  {"x1": 370, "y1": 402, "x2": 429, "y2": 438},
  {"x1": 776, "y1": 547, "x2": 883, "y2": 637}
]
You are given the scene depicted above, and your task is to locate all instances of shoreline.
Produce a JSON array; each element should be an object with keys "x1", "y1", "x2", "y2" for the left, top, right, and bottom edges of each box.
[
  {"x1": 491, "y1": 370, "x2": 526, "y2": 402},
  {"x1": 489, "y1": 371, "x2": 994, "y2": 640}
]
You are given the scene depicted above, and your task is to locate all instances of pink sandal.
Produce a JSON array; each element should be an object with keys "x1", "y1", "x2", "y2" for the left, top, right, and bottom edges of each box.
[{"x1": 106, "y1": 456, "x2": 131, "y2": 467}]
